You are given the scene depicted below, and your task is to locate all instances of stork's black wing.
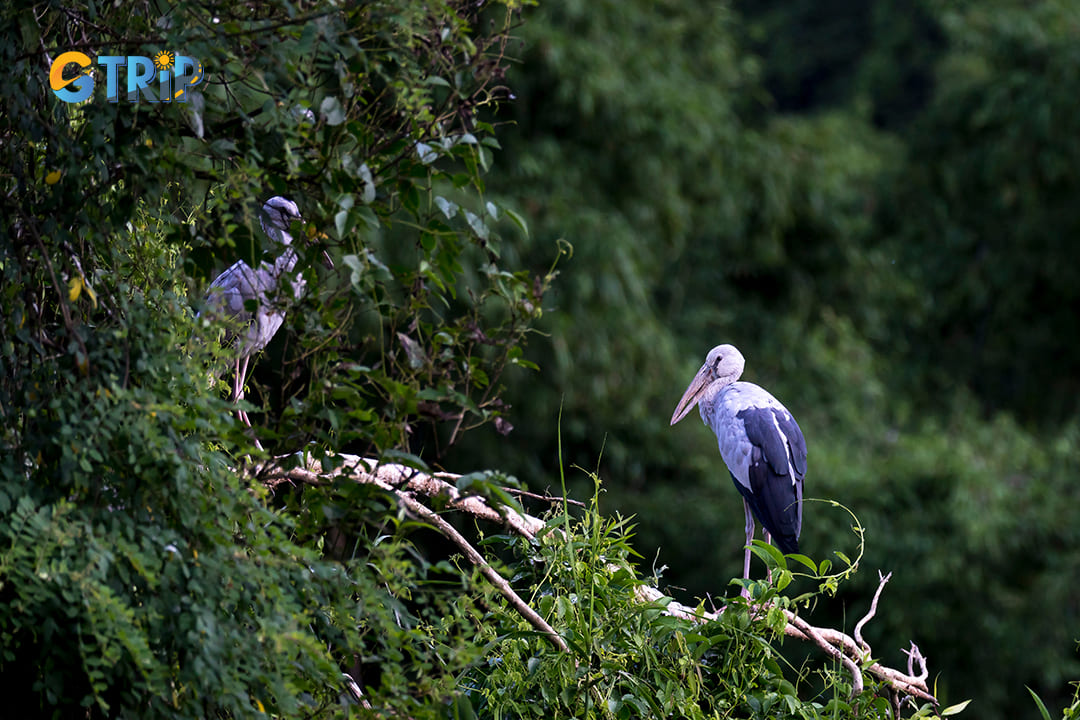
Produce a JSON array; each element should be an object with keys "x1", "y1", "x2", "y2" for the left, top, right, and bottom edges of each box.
[{"x1": 735, "y1": 406, "x2": 806, "y2": 554}]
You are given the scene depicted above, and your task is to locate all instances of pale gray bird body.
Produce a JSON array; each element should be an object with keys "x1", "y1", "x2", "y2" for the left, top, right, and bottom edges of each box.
[
  {"x1": 670, "y1": 344, "x2": 807, "y2": 584},
  {"x1": 204, "y1": 196, "x2": 305, "y2": 428}
]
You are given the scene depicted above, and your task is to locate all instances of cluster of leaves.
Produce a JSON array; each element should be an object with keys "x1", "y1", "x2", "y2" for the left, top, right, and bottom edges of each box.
[
  {"x1": 0, "y1": 0, "x2": 552, "y2": 716},
  {"x1": 459, "y1": 479, "x2": 944, "y2": 720},
  {"x1": 445, "y1": 0, "x2": 1080, "y2": 717},
  {"x1": 0, "y1": 275, "x2": 506, "y2": 716},
  {"x1": 4, "y1": 0, "x2": 549, "y2": 457}
]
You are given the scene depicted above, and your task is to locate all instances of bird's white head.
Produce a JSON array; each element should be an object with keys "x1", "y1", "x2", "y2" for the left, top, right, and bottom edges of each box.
[
  {"x1": 260, "y1": 196, "x2": 304, "y2": 246},
  {"x1": 670, "y1": 343, "x2": 746, "y2": 425}
]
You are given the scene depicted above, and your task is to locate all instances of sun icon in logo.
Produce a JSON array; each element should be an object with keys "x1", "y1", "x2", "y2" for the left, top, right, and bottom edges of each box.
[{"x1": 153, "y1": 50, "x2": 175, "y2": 71}]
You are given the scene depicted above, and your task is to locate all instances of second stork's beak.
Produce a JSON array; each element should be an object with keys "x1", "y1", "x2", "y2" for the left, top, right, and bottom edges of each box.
[{"x1": 670, "y1": 363, "x2": 713, "y2": 425}]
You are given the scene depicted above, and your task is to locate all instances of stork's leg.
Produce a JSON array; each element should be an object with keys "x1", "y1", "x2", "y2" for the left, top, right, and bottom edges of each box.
[
  {"x1": 231, "y1": 355, "x2": 263, "y2": 450},
  {"x1": 742, "y1": 499, "x2": 755, "y2": 598},
  {"x1": 231, "y1": 356, "x2": 244, "y2": 401},
  {"x1": 763, "y1": 530, "x2": 774, "y2": 584},
  {"x1": 233, "y1": 355, "x2": 251, "y2": 427}
]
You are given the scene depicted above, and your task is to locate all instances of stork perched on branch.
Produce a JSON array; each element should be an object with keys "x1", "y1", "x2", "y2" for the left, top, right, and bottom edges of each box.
[
  {"x1": 670, "y1": 344, "x2": 807, "y2": 588},
  {"x1": 203, "y1": 196, "x2": 308, "y2": 429}
]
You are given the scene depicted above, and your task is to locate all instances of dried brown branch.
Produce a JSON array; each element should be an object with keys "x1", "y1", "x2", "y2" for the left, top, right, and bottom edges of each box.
[
  {"x1": 633, "y1": 573, "x2": 936, "y2": 703},
  {"x1": 250, "y1": 454, "x2": 936, "y2": 704},
  {"x1": 251, "y1": 453, "x2": 563, "y2": 650},
  {"x1": 788, "y1": 612, "x2": 865, "y2": 694},
  {"x1": 855, "y1": 570, "x2": 893, "y2": 655},
  {"x1": 393, "y1": 488, "x2": 569, "y2": 652}
]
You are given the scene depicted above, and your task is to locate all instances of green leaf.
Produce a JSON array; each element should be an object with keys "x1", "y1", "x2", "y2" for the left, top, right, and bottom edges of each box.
[
  {"x1": 503, "y1": 207, "x2": 529, "y2": 237},
  {"x1": 1026, "y1": 688, "x2": 1050, "y2": 720},
  {"x1": 359, "y1": 163, "x2": 376, "y2": 204},
  {"x1": 464, "y1": 210, "x2": 489, "y2": 240},
  {"x1": 435, "y1": 196, "x2": 459, "y2": 219},
  {"x1": 319, "y1": 96, "x2": 346, "y2": 126},
  {"x1": 749, "y1": 540, "x2": 786, "y2": 568}
]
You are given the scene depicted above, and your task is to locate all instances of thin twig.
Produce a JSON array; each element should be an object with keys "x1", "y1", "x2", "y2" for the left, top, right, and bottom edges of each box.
[
  {"x1": 500, "y1": 487, "x2": 587, "y2": 508},
  {"x1": 904, "y1": 641, "x2": 929, "y2": 683},
  {"x1": 854, "y1": 570, "x2": 893, "y2": 656}
]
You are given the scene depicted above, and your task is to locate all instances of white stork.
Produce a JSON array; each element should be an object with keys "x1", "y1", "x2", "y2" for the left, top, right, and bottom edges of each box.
[{"x1": 670, "y1": 344, "x2": 807, "y2": 585}]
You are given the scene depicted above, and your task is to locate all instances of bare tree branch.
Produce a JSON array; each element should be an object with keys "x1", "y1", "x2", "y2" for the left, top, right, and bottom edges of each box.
[
  {"x1": 393, "y1": 488, "x2": 569, "y2": 652},
  {"x1": 253, "y1": 454, "x2": 564, "y2": 650},
  {"x1": 634, "y1": 575, "x2": 936, "y2": 703},
  {"x1": 855, "y1": 570, "x2": 893, "y2": 655},
  {"x1": 251, "y1": 454, "x2": 937, "y2": 705}
]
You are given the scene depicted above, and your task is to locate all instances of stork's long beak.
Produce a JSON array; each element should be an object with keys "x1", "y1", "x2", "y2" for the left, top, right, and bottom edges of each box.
[{"x1": 670, "y1": 364, "x2": 712, "y2": 425}]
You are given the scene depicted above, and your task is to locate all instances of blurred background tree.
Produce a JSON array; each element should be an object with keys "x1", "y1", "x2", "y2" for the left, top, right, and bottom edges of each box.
[
  {"x1": 4, "y1": 0, "x2": 1080, "y2": 716},
  {"x1": 447, "y1": 0, "x2": 1080, "y2": 716}
]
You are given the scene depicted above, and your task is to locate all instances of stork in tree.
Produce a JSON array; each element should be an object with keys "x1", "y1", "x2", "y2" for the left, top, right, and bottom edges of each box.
[
  {"x1": 203, "y1": 196, "x2": 308, "y2": 430},
  {"x1": 670, "y1": 344, "x2": 807, "y2": 590}
]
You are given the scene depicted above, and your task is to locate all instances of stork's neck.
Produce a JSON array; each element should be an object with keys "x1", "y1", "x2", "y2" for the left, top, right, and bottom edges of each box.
[
  {"x1": 260, "y1": 211, "x2": 295, "y2": 246},
  {"x1": 273, "y1": 244, "x2": 299, "y2": 275},
  {"x1": 260, "y1": 210, "x2": 299, "y2": 275},
  {"x1": 697, "y1": 376, "x2": 738, "y2": 424}
]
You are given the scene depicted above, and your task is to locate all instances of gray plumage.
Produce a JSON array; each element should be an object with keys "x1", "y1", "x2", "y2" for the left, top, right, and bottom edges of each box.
[
  {"x1": 203, "y1": 196, "x2": 305, "y2": 429},
  {"x1": 670, "y1": 344, "x2": 807, "y2": 582},
  {"x1": 206, "y1": 196, "x2": 305, "y2": 356}
]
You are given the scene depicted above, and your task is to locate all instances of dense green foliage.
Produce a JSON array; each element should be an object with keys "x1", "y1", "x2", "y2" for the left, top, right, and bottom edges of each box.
[
  {"x1": 3, "y1": 0, "x2": 1079, "y2": 718},
  {"x1": 1, "y1": 0, "x2": 543, "y2": 716},
  {"x1": 451, "y1": 0, "x2": 1080, "y2": 717},
  {"x1": 472, "y1": 493, "x2": 917, "y2": 720}
]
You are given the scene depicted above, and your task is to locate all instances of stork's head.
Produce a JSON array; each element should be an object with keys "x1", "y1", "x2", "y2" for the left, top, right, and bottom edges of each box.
[
  {"x1": 260, "y1": 196, "x2": 304, "y2": 246},
  {"x1": 669, "y1": 343, "x2": 746, "y2": 425}
]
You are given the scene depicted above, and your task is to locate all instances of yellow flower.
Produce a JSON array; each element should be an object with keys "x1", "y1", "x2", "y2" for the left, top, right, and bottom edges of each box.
[{"x1": 45, "y1": 170, "x2": 61, "y2": 185}]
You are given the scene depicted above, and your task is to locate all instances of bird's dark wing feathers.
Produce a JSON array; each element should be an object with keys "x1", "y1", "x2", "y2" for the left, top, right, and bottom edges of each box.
[
  {"x1": 775, "y1": 412, "x2": 807, "y2": 477},
  {"x1": 735, "y1": 407, "x2": 806, "y2": 554},
  {"x1": 732, "y1": 456, "x2": 801, "y2": 554},
  {"x1": 738, "y1": 407, "x2": 806, "y2": 480}
]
